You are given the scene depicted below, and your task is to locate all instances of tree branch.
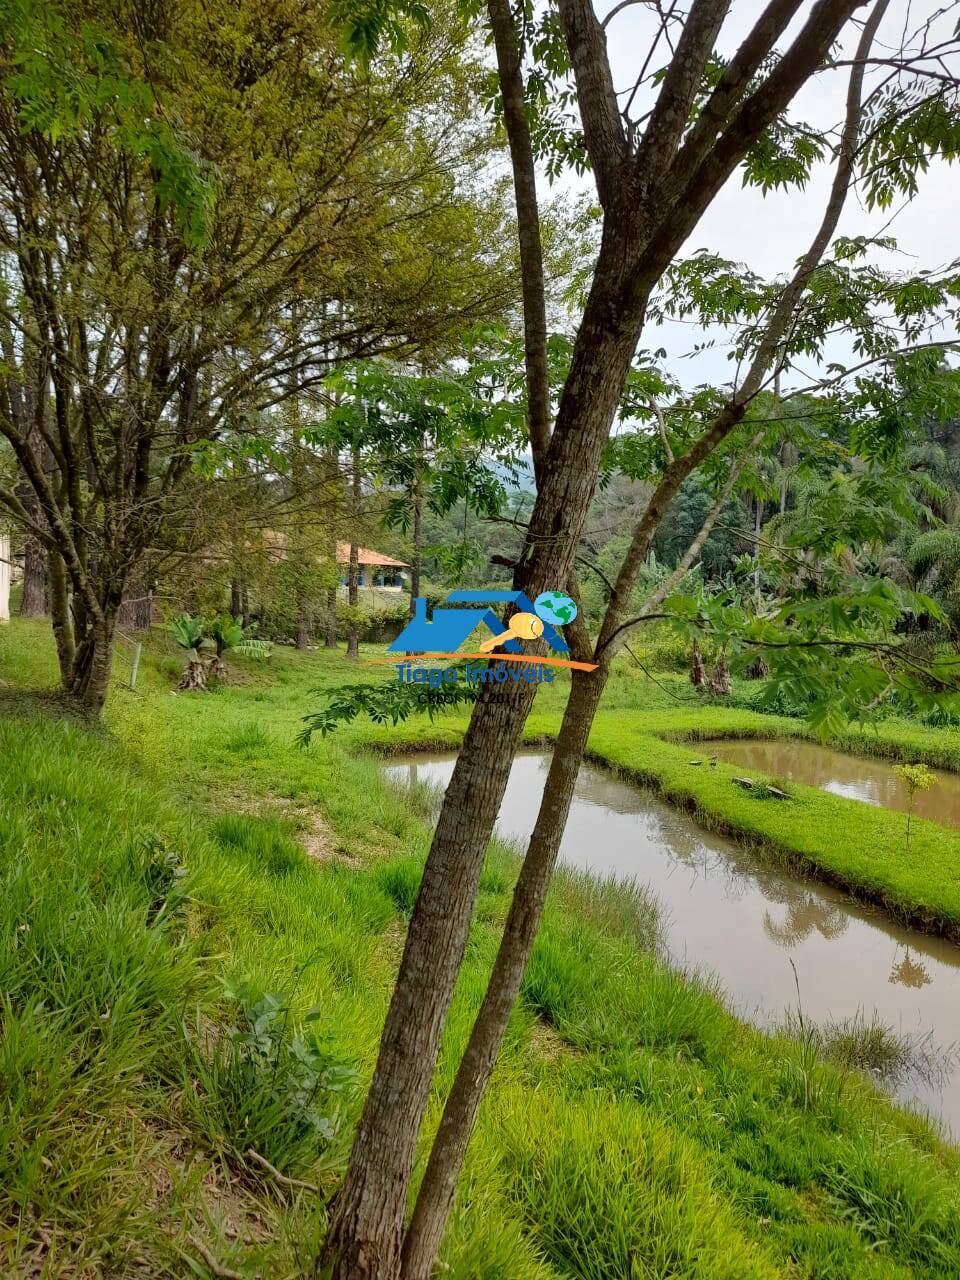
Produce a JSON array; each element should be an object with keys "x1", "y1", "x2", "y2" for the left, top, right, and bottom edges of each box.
[
  {"x1": 634, "y1": 0, "x2": 731, "y2": 176},
  {"x1": 556, "y1": 0, "x2": 627, "y2": 207},
  {"x1": 486, "y1": 0, "x2": 551, "y2": 483}
]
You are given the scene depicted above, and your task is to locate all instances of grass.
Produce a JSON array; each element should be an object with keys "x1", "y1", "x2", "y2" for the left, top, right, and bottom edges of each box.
[{"x1": 2, "y1": 618, "x2": 960, "y2": 1276}]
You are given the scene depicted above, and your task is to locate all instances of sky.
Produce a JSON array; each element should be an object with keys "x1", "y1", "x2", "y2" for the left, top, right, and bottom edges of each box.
[{"x1": 550, "y1": 0, "x2": 960, "y2": 391}]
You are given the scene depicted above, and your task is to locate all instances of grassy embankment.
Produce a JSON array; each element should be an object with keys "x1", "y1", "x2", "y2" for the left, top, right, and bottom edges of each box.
[{"x1": 2, "y1": 618, "x2": 960, "y2": 1278}]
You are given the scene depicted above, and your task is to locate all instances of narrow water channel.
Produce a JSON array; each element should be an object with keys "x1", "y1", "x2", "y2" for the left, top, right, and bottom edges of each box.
[
  {"x1": 703, "y1": 737, "x2": 960, "y2": 828},
  {"x1": 386, "y1": 751, "x2": 960, "y2": 1136}
]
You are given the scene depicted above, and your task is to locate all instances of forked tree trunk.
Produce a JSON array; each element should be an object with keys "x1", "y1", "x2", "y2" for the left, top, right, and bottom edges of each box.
[
  {"x1": 322, "y1": 0, "x2": 874, "y2": 1270},
  {"x1": 401, "y1": 669, "x2": 603, "y2": 1277},
  {"x1": 322, "y1": 271, "x2": 646, "y2": 1280}
]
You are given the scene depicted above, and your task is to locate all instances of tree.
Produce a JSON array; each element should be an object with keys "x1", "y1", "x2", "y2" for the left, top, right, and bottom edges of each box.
[
  {"x1": 0, "y1": 0, "x2": 516, "y2": 712},
  {"x1": 319, "y1": 3, "x2": 957, "y2": 1277},
  {"x1": 893, "y1": 761, "x2": 936, "y2": 851}
]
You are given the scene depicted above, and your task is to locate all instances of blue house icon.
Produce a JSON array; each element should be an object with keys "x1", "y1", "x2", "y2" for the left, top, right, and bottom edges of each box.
[{"x1": 389, "y1": 591, "x2": 569, "y2": 655}]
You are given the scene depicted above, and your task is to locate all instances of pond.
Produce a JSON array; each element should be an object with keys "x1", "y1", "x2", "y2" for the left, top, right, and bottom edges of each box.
[
  {"x1": 703, "y1": 737, "x2": 960, "y2": 828},
  {"x1": 386, "y1": 751, "x2": 960, "y2": 1137}
]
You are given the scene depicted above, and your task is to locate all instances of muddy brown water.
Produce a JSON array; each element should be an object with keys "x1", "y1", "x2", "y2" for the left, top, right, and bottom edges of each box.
[
  {"x1": 703, "y1": 737, "x2": 960, "y2": 828},
  {"x1": 386, "y1": 751, "x2": 960, "y2": 1137}
]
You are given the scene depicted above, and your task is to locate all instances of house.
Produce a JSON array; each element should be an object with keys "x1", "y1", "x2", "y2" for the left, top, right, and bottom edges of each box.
[
  {"x1": 389, "y1": 597, "x2": 518, "y2": 653},
  {"x1": 336, "y1": 543, "x2": 408, "y2": 590},
  {"x1": 0, "y1": 532, "x2": 9, "y2": 623}
]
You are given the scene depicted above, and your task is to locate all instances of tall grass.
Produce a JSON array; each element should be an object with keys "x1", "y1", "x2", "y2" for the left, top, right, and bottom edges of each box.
[{"x1": 2, "y1": 619, "x2": 960, "y2": 1277}]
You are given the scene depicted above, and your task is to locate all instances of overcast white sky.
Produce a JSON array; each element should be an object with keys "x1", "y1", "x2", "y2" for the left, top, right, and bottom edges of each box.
[{"x1": 548, "y1": 0, "x2": 960, "y2": 390}]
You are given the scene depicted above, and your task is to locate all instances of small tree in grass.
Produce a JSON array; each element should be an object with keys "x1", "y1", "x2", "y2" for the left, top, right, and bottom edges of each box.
[
  {"x1": 171, "y1": 615, "x2": 207, "y2": 693},
  {"x1": 893, "y1": 763, "x2": 936, "y2": 852},
  {"x1": 208, "y1": 616, "x2": 245, "y2": 681}
]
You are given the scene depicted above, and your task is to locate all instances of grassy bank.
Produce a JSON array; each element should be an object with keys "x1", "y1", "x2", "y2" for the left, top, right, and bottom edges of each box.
[
  {"x1": 2, "y1": 619, "x2": 960, "y2": 1277},
  {"x1": 571, "y1": 711, "x2": 960, "y2": 940}
]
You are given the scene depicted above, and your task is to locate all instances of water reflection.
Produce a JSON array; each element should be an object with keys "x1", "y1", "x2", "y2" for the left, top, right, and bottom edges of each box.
[
  {"x1": 762, "y1": 893, "x2": 849, "y2": 946},
  {"x1": 386, "y1": 750, "x2": 960, "y2": 1136},
  {"x1": 704, "y1": 738, "x2": 960, "y2": 828},
  {"x1": 890, "y1": 950, "x2": 934, "y2": 989}
]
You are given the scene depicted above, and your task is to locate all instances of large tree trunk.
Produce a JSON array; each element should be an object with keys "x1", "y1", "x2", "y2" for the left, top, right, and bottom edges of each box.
[
  {"x1": 67, "y1": 611, "x2": 119, "y2": 715},
  {"x1": 401, "y1": 669, "x2": 602, "y2": 1277}
]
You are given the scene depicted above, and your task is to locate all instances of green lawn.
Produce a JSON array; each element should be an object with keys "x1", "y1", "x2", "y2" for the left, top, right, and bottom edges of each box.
[{"x1": 2, "y1": 618, "x2": 960, "y2": 1278}]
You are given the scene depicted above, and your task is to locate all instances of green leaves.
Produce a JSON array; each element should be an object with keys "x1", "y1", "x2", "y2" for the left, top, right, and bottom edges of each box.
[
  {"x1": 209, "y1": 616, "x2": 245, "y2": 657},
  {"x1": 862, "y1": 89, "x2": 960, "y2": 211},
  {"x1": 299, "y1": 669, "x2": 479, "y2": 741},
  {"x1": 170, "y1": 613, "x2": 204, "y2": 657},
  {"x1": 328, "y1": 0, "x2": 432, "y2": 61},
  {"x1": 1, "y1": 0, "x2": 217, "y2": 247},
  {"x1": 662, "y1": 575, "x2": 960, "y2": 738}
]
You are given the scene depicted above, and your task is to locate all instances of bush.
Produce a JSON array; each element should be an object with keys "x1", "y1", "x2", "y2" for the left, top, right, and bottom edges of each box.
[{"x1": 181, "y1": 980, "x2": 359, "y2": 1178}]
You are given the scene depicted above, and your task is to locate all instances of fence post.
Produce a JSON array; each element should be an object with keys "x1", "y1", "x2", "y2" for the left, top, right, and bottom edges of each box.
[{"x1": 129, "y1": 642, "x2": 142, "y2": 690}]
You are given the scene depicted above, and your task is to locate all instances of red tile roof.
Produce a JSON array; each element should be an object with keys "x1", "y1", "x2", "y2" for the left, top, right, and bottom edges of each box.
[{"x1": 336, "y1": 543, "x2": 408, "y2": 568}]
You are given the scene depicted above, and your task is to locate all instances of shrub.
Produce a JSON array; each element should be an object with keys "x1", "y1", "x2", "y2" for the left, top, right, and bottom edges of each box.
[{"x1": 181, "y1": 980, "x2": 359, "y2": 1178}]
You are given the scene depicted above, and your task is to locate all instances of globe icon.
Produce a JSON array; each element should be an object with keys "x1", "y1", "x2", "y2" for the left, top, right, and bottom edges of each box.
[{"x1": 533, "y1": 591, "x2": 578, "y2": 627}]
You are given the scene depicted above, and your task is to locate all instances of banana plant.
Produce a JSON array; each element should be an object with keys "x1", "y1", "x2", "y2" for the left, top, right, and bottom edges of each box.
[
  {"x1": 208, "y1": 615, "x2": 245, "y2": 679},
  {"x1": 171, "y1": 614, "x2": 207, "y2": 691}
]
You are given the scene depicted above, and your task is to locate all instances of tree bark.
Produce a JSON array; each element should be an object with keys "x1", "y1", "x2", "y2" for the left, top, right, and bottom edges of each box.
[
  {"x1": 325, "y1": 585, "x2": 339, "y2": 648},
  {"x1": 486, "y1": 0, "x2": 551, "y2": 481},
  {"x1": 118, "y1": 568, "x2": 153, "y2": 631},
  {"x1": 67, "y1": 610, "x2": 119, "y2": 714},
  {"x1": 179, "y1": 655, "x2": 208, "y2": 691},
  {"x1": 20, "y1": 535, "x2": 47, "y2": 616},
  {"x1": 47, "y1": 550, "x2": 75, "y2": 688},
  {"x1": 401, "y1": 670, "x2": 602, "y2": 1278},
  {"x1": 408, "y1": 481, "x2": 423, "y2": 618},
  {"x1": 346, "y1": 447, "x2": 362, "y2": 660},
  {"x1": 0, "y1": 532, "x2": 10, "y2": 623},
  {"x1": 296, "y1": 597, "x2": 313, "y2": 650}
]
